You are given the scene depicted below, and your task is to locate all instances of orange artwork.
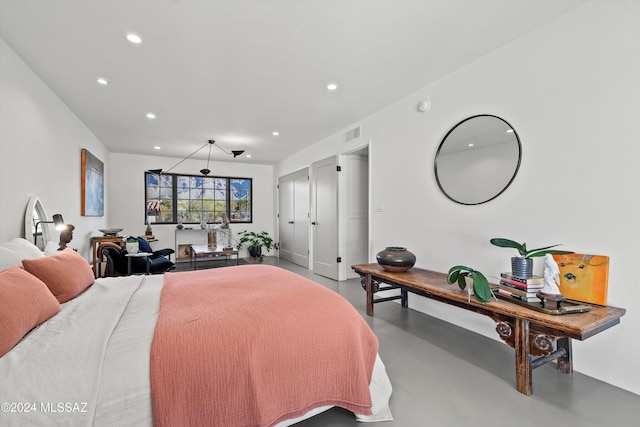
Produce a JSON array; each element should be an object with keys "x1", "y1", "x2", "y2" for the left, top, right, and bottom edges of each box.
[{"x1": 553, "y1": 254, "x2": 609, "y2": 306}]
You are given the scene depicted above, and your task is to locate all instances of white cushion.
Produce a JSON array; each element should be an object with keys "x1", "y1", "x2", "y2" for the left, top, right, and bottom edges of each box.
[{"x1": 0, "y1": 238, "x2": 45, "y2": 271}]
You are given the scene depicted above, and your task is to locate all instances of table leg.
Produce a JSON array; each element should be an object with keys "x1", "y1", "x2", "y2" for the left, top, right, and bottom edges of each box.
[
  {"x1": 515, "y1": 318, "x2": 533, "y2": 395},
  {"x1": 401, "y1": 288, "x2": 408, "y2": 308},
  {"x1": 556, "y1": 337, "x2": 573, "y2": 373},
  {"x1": 365, "y1": 274, "x2": 374, "y2": 316},
  {"x1": 127, "y1": 257, "x2": 132, "y2": 276}
]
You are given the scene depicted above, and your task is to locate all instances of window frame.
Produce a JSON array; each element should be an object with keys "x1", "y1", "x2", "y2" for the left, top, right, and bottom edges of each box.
[{"x1": 145, "y1": 172, "x2": 252, "y2": 225}]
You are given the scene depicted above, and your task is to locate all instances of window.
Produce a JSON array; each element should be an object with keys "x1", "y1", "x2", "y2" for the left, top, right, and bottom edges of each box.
[{"x1": 145, "y1": 172, "x2": 252, "y2": 224}]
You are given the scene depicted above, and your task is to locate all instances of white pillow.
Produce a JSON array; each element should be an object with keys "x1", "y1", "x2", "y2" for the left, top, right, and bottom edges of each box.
[{"x1": 0, "y1": 238, "x2": 45, "y2": 271}]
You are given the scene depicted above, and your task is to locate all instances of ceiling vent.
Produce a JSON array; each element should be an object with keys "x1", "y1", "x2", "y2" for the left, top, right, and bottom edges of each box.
[{"x1": 345, "y1": 126, "x2": 361, "y2": 142}]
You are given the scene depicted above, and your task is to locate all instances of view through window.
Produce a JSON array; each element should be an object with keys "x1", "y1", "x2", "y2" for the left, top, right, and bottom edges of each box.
[{"x1": 145, "y1": 172, "x2": 252, "y2": 224}]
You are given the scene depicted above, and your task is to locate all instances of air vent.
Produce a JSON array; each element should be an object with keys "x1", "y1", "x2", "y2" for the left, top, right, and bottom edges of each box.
[{"x1": 345, "y1": 126, "x2": 361, "y2": 142}]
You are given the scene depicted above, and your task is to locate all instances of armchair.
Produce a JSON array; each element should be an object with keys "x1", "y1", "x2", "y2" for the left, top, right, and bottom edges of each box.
[{"x1": 99, "y1": 241, "x2": 174, "y2": 277}]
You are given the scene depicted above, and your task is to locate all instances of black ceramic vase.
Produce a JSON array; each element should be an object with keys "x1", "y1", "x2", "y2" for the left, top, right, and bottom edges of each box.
[{"x1": 376, "y1": 247, "x2": 416, "y2": 272}]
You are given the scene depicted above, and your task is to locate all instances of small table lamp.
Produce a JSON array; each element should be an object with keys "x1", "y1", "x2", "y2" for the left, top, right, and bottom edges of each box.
[{"x1": 34, "y1": 214, "x2": 65, "y2": 245}]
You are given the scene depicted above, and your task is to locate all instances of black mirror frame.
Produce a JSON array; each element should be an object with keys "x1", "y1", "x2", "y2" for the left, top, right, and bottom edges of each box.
[{"x1": 434, "y1": 114, "x2": 522, "y2": 205}]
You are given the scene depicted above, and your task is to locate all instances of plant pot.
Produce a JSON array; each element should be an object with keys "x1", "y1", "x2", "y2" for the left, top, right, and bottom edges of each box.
[
  {"x1": 249, "y1": 246, "x2": 262, "y2": 258},
  {"x1": 126, "y1": 241, "x2": 139, "y2": 254},
  {"x1": 511, "y1": 257, "x2": 533, "y2": 278},
  {"x1": 376, "y1": 247, "x2": 416, "y2": 272}
]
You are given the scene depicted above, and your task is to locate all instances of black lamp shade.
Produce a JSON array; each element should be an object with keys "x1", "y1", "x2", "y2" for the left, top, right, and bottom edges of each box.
[{"x1": 52, "y1": 214, "x2": 65, "y2": 230}]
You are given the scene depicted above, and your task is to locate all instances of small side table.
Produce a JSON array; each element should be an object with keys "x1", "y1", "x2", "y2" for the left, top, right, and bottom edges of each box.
[{"x1": 125, "y1": 252, "x2": 152, "y2": 275}]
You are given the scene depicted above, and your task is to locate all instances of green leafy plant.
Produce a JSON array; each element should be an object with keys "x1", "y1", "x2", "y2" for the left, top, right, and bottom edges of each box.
[
  {"x1": 126, "y1": 236, "x2": 138, "y2": 243},
  {"x1": 237, "y1": 230, "x2": 279, "y2": 261},
  {"x1": 489, "y1": 238, "x2": 573, "y2": 259},
  {"x1": 447, "y1": 265, "x2": 493, "y2": 303}
]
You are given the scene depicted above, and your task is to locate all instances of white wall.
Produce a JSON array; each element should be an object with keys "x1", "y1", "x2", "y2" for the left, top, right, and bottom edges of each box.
[
  {"x1": 0, "y1": 39, "x2": 110, "y2": 257},
  {"x1": 109, "y1": 153, "x2": 275, "y2": 258},
  {"x1": 276, "y1": 2, "x2": 640, "y2": 395}
]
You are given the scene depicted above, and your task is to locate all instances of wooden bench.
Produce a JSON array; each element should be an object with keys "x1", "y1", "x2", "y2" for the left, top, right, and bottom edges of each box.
[{"x1": 352, "y1": 263, "x2": 625, "y2": 395}]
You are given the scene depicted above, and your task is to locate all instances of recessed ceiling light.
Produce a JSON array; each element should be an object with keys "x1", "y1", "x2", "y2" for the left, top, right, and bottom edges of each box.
[
  {"x1": 126, "y1": 33, "x2": 142, "y2": 44},
  {"x1": 154, "y1": 146, "x2": 161, "y2": 150},
  {"x1": 272, "y1": 131, "x2": 279, "y2": 136},
  {"x1": 146, "y1": 113, "x2": 156, "y2": 119},
  {"x1": 96, "y1": 77, "x2": 109, "y2": 85},
  {"x1": 506, "y1": 129, "x2": 514, "y2": 133},
  {"x1": 246, "y1": 154, "x2": 252, "y2": 158},
  {"x1": 327, "y1": 83, "x2": 338, "y2": 91},
  {"x1": 468, "y1": 143, "x2": 474, "y2": 147}
]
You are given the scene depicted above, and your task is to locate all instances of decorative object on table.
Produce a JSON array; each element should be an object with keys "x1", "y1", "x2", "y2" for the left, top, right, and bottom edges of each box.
[
  {"x1": 541, "y1": 254, "x2": 562, "y2": 295},
  {"x1": 375, "y1": 247, "x2": 416, "y2": 273},
  {"x1": 176, "y1": 222, "x2": 184, "y2": 230},
  {"x1": 446, "y1": 265, "x2": 494, "y2": 303},
  {"x1": 497, "y1": 272, "x2": 544, "y2": 303},
  {"x1": 536, "y1": 292, "x2": 567, "y2": 311},
  {"x1": 125, "y1": 237, "x2": 139, "y2": 254},
  {"x1": 81, "y1": 148, "x2": 104, "y2": 217},
  {"x1": 220, "y1": 212, "x2": 230, "y2": 228},
  {"x1": 200, "y1": 220, "x2": 207, "y2": 230},
  {"x1": 58, "y1": 224, "x2": 75, "y2": 251},
  {"x1": 237, "y1": 230, "x2": 279, "y2": 261},
  {"x1": 147, "y1": 139, "x2": 244, "y2": 177},
  {"x1": 177, "y1": 244, "x2": 192, "y2": 259},
  {"x1": 33, "y1": 214, "x2": 65, "y2": 246},
  {"x1": 98, "y1": 228, "x2": 123, "y2": 236},
  {"x1": 489, "y1": 238, "x2": 573, "y2": 278},
  {"x1": 145, "y1": 222, "x2": 154, "y2": 239},
  {"x1": 552, "y1": 254, "x2": 609, "y2": 305},
  {"x1": 207, "y1": 227, "x2": 217, "y2": 249},
  {"x1": 538, "y1": 252, "x2": 565, "y2": 312}
]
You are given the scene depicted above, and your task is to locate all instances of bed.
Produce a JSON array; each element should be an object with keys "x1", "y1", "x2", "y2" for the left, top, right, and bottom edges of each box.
[{"x1": 0, "y1": 238, "x2": 392, "y2": 426}]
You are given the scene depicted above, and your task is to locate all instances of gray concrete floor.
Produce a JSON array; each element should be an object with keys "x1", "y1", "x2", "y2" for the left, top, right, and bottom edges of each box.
[{"x1": 258, "y1": 257, "x2": 639, "y2": 427}]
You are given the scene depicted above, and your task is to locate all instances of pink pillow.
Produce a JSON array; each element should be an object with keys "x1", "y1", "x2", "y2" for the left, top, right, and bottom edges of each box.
[
  {"x1": 22, "y1": 249, "x2": 94, "y2": 303},
  {"x1": 0, "y1": 266, "x2": 60, "y2": 357}
]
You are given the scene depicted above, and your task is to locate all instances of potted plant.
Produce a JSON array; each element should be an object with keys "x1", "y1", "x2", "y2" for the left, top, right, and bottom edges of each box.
[
  {"x1": 125, "y1": 237, "x2": 139, "y2": 254},
  {"x1": 447, "y1": 265, "x2": 493, "y2": 303},
  {"x1": 489, "y1": 238, "x2": 573, "y2": 278},
  {"x1": 237, "y1": 230, "x2": 279, "y2": 261}
]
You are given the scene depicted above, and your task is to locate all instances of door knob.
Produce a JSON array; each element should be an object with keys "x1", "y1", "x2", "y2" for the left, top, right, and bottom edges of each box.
[
  {"x1": 288, "y1": 221, "x2": 294, "y2": 224},
  {"x1": 311, "y1": 221, "x2": 317, "y2": 225}
]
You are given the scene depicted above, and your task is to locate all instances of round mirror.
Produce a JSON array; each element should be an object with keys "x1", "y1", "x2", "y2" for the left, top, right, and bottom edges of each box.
[{"x1": 434, "y1": 114, "x2": 521, "y2": 205}]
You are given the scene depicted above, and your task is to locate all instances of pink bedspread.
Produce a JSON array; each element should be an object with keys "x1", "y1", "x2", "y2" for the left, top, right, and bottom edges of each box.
[{"x1": 150, "y1": 265, "x2": 378, "y2": 427}]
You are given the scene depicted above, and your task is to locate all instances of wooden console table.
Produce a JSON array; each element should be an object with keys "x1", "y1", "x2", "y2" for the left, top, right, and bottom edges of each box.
[{"x1": 352, "y1": 263, "x2": 625, "y2": 395}]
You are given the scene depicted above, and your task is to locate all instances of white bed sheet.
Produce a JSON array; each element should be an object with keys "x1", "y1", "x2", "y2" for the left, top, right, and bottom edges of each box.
[{"x1": 0, "y1": 274, "x2": 392, "y2": 426}]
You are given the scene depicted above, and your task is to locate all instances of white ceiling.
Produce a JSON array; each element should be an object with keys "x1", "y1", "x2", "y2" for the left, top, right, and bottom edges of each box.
[{"x1": 0, "y1": 0, "x2": 585, "y2": 165}]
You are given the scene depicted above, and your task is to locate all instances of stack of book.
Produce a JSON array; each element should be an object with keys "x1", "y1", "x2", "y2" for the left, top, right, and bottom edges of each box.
[{"x1": 496, "y1": 272, "x2": 543, "y2": 303}]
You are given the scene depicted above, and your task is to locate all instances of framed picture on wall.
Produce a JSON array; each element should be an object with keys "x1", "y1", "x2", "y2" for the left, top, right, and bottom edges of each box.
[{"x1": 81, "y1": 148, "x2": 104, "y2": 216}]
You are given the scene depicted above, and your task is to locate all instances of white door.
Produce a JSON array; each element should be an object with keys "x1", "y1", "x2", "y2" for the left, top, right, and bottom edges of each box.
[
  {"x1": 292, "y1": 171, "x2": 310, "y2": 266},
  {"x1": 345, "y1": 152, "x2": 369, "y2": 279},
  {"x1": 312, "y1": 156, "x2": 339, "y2": 279},
  {"x1": 278, "y1": 176, "x2": 295, "y2": 262},
  {"x1": 278, "y1": 168, "x2": 309, "y2": 267}
]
